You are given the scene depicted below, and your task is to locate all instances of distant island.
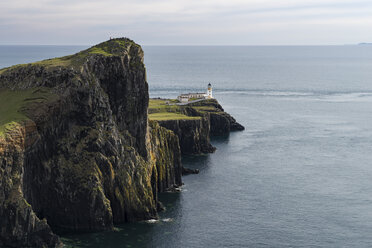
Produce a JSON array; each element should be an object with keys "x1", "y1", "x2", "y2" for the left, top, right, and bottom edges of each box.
[
  {"x1": 0, "y1": 38, "x2": 244, "y2": 247},
  {"x1": 358, "y1": 43, "x2": 372, "y2": 45}
]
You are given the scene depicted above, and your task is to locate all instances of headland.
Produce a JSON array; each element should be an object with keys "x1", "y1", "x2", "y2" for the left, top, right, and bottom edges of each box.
[{"x1": 0, "y1": 38, "x2": 243, "y2": 247}]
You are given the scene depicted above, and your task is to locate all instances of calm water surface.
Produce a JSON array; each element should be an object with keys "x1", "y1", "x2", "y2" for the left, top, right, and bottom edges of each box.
[{"x1": 2, "y1": 45, "x2": 372, "y2": 247}]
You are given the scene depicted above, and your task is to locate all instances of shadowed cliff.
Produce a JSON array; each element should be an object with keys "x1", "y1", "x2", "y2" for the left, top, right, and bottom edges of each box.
[
  {"x1": 0, "y1": 38, "x2": 244, "y2": 248},
  {"x1": 0, "y1": 38, "x2": 182, "y2": 247},
  {"x1": 148, "y1": 98, "x2": 244, "y2": 155}
]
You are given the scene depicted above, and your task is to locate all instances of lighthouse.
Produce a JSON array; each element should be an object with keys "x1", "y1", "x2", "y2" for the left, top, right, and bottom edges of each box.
[{"x1": 206, "y1": 83, "x2": 213, "y2": 99}]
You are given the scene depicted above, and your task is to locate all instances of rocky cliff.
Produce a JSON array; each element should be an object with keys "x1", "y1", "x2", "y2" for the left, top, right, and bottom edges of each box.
[
  {"x1": 0, "y1": 123, "x2": 62, "y2": 248},
  {"x1": 187, "y1": 99, "x2": 245, "y2": 136},
  {"x1": 155, "y1": 117, "x2": 215, "y2": 155},
  {"x1": 0, "y1": 38, "x2": 244, "y2": 248},
  {"x1": 149, "y1": 121, "x2": 182, "y2": 193},
  {"x1": 148, "y1": 99, "x2": 244, "y2": 155},
  {"x1": 0, "y1": 38, "x2": 182, "y2": 247}
]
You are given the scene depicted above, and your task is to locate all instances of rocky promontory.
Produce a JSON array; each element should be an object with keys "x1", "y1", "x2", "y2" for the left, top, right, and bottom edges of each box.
[
  {"x1": 0, "y1": 38, "x2": 243, "y2": 247},
  {"x1": 148, "y1": 98, "x2": 244, "y2": 155}
]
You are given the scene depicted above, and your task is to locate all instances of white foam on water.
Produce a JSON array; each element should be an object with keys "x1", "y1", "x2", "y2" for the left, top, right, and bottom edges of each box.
[
  {"x1": 162, "y1": 218, "x2": 173, "y2": 222},
  {"x1": 317, "y1": 92, "x2": 372, "y2": 102},
  {"x1": 145, "y1": 219, "x2": 159, "y2": 224}
]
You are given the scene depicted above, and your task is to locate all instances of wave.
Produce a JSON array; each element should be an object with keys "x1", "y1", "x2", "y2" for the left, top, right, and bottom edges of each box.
[
  {"x1": 216, "y1": 90, "x2": 315, "y2": 97},
  {"x1": 161, "y1": 218, "x2": 173, "y2": 222},
  {"x1": 145, "y1": 219, "x2": 160, "y2": 224},
  {"x1": 316, "y1": 92, "x2": 372, "y2": 102},
  {"x1": 144, "y1": 218, "x2": 174, "y2": 224}
]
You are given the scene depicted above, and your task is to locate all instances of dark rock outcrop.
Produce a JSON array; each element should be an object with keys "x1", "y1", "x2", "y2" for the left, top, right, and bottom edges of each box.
[
  {"x1": 0, "y1": 38, "x2": 244, "y2": 248},
  {"x1": 0, "y1": 38, "x2": 182, "y2": 247},
  {"x1": 182, "y1": 167, "x2": 200, "y2": 175},
  {"x1": 156, "y1": 118, "x2": 216, "y2": 155},
  {"x1": 149, "y1": 121, "x2": 182, "y2": 193},
  {"x1": 188, "y1": 99, "x2": 245, "y2": 136},
  {"x1": 151, "y1": 98, "x2": 244, "y2": 154},
  {"x1": 210, "y1": 112, "x2": 245, "y2": 135},
  {"x1": 0, "y1": 124, "x2": 62, "y2": 248}
]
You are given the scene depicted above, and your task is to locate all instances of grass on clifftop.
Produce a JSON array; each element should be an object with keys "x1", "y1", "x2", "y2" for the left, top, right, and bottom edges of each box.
[
  {"x1": 32, "y1": 38, "x2": 136, "y2": 68},
  {"x1": 148, "y1": 98, "x2": 222, "y2": 120},
  {"x1": 0, "y1": 88, "x2": 53, "y2": 137},
  {"x1": 192, "y1": 106, "x2": 219, "y2": 112},
  {"x1": 148, "y1": 99, "x2": 201, "y2": 121},
  {"x1": 148, "y1": 112, "x2": 200, "y2": 121},
  {"x1": 0, "y1": 38, "x2": 138, "y2": 73},
  {"x1": 148, "y1": 99, "x2": 180, "y2": 113}
]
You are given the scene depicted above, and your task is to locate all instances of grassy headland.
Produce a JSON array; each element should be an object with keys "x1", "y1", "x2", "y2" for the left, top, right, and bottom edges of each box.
[
  {"x1": 148, "y1": 112, "x2": 200, "y2": 121},
  {"x1": 148, "y1": 99, "x2": 200, "y2": 121},
  {"x1": 0, "y1": 38, "x2": 138, "y2": 73},
  {"x1": 0, "y1": 38, "x2": 139, "y2": 136},
  {"x1": 148, "y1": 98, "x2": 224, "y2": 121}
]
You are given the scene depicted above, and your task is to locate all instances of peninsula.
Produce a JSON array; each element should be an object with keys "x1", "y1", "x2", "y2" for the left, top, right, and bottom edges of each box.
[{"x1": 0, "y1": 38, "x2": 244, "y2": 248}]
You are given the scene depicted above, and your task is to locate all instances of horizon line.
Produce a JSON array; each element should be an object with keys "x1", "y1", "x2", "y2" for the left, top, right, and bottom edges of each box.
[{"x1": 0, "y1": 43, "x2": 367, "y2": 47}]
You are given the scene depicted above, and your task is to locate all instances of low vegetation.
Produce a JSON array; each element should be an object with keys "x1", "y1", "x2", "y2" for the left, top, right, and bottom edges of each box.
[
  {"x1": 192, "y1": 106, "x2": 219, "y2": 112},
  {"x1": 148, "y1": 99, "x2": 201, "y2": 121},
  {"x1": 0, "y1": 38, "x2": 138, "y2": 73},
  {"x1": 148, "y1": 98, "x2": 222, "y2": 121},
  {"x1": 148, "y1": 112, "x2": 200, "y2": 121},
  {"x1": 0, "y1": 88, "x2": 54, "y2": 136},
  {"x1": 148, "y1": 99, "x2": 180, "y2": 113}
]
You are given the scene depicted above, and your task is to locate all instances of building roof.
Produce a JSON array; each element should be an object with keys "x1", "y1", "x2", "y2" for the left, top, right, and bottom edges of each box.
[{"x1": 179, "y1": 93, "x2": 205, "y2": 96}]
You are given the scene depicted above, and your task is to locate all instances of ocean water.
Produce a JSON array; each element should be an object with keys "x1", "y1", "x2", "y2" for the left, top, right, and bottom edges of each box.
[{"x1": 2, "y1": 45, "x2": 372, "y2": 247}]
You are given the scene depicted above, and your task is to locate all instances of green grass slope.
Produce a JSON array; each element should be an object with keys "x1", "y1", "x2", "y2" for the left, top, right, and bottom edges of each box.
[
  {"x1": 0, "y1": 38, "x2": 138, "y2": 74},
  {"x1": 148, "y1": 98, "x2": 225, "y2": 121},
  {"x1": 0, "y1": 88, "x2": 53, "y2": 137},
  {"x1": 148, "y1": 99, "x2": 201, "y2": 121},
  {"x1": 149, "y1": 99, "x2": 200, "y2": 121}
]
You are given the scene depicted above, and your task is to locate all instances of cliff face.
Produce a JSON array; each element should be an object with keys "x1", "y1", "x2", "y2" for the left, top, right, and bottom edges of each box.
[
  {"x1": 156, "y1": 117, "x2": 216, "y2": 155},
  {"x1": 0, "y1": 38, "x2": 244, "y2": 248},
  {"x1": 149, "y1": 121, "x2": 182, "y2": 193},
  {"x1": 0, "y1": 38, "x2": 182, "y2": 247},
  {"x1": 0, "y1": 124, "x2": 62, "y2": 248},
  {"x1": 148, "y1": 99, "x2": 244, "y2": 155},
  {"x1": 187, "y1": 99, "x2": 245, "y2": 136}
]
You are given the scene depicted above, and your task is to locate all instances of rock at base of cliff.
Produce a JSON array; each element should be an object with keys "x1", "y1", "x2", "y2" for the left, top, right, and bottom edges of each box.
[{"x1": 182, "y1": 167, "x2": 200, "y2": 175}]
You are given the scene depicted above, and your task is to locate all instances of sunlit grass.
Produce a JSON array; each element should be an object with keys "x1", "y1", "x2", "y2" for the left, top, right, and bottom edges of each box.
[
  {"x1": 0, "y1": 88, "x2": 53, "y2": 136},
  {"x1": 148, "y1": 112, "x2": 200, "y2": 121},
  {"x1": 148, "y1": 99, "x2": 181, "y2": 114},
  {"x1": 0, "y1": 38, "x2": 136, "y2": 72}
]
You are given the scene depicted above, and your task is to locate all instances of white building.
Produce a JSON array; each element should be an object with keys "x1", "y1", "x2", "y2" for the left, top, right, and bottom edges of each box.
[
  {"x1": 177, "y1": 83, "x2": 213, "y2": 102},
  {"x1": 206, "y1": 83, "x2": 213, "y2": 99}
]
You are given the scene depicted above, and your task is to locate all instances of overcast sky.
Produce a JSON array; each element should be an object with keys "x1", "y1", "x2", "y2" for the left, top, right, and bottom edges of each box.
[{"x1": 1, "y1": 0, "x2": 372, "y2": 45}]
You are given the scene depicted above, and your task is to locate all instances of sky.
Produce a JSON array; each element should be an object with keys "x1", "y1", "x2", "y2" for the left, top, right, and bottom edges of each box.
[{"x1": 1, "y1": 0, "x2": 372, "y2": 45}]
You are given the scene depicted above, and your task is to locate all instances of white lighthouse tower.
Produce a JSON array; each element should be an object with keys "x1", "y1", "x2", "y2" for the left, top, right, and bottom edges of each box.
[{"x1": 206, "y1": 83, "x2": 213, "y2": 99}]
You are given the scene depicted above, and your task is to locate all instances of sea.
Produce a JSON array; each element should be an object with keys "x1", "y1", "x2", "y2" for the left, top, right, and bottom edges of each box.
[{"x1": 1, "y1": 45, "x2": 372, "y2": 247}]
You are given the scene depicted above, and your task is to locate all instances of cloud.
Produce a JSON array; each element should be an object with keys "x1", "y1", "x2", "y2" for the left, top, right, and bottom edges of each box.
[{"x1": 0, "y1": 0, "x2": 371, "y2": 44}]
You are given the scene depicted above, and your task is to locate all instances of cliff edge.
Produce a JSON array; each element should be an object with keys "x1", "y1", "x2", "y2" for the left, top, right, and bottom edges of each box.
[
  {"x1": 148, "y1": 98, "x2": 244, "y2": 155},
  {"x1": 0, "y1": 38, "x2": 182, "y2": 247},
  {"x1": 0, "y1": 38, "x2": 244, "y2": 248}
]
